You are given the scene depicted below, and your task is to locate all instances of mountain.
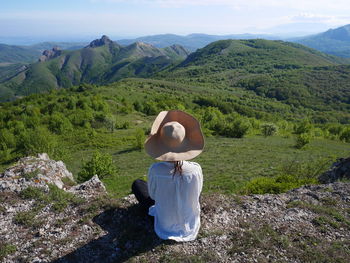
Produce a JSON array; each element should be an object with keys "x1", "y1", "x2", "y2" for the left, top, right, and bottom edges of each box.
[
  {"x1": 159, "y1": 39, "x2": 350, "y2": 115},
  {"x1": 293, "y1": 24, "x2": 350, "y2": 58},
  {"x1": 175, "y1": 39, "x2": 345, "y2": 69},
  {"x1": 28, "y1": 41, "x2": 88, "y2": 52},
  {"x1": 0, "y1": 44, "x2": 41, "y2": 63},
  {"x1": 0, "y1": 35, "x2": 189, "y2": 100},
  {"x1": 117, "y1": 33, "x2": 281, "y2": 51},
  {"x1": 0, "y1": 42, "x2": 86, "y2": 64}
]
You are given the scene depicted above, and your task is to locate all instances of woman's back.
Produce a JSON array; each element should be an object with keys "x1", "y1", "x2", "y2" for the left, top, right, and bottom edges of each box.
[{"x1": 148, "y1": 161, "x2": 203, "y2": 242}]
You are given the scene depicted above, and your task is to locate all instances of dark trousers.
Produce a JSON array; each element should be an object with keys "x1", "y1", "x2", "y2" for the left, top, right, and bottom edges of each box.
[{"x1": 131, "y1": 179, "x2": 155, "y2": 215}]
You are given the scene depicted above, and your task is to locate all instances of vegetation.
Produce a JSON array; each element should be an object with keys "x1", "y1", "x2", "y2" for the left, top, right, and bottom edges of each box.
[
  {"x1": 0, "y1": 38, "x2": 350, "y2": 199},
  {"x1": 0, "y1": 242, "x2": 16, "y2": 261},
  {"x1": 20, "y1": 184, "x2": 83, "y2": 213},
  {"x1": 78, "y1": 151, "x2": 117, "y2": 183}
]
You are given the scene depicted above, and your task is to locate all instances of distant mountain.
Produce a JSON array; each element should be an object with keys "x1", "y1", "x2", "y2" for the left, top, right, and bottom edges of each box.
[
  {"x1": 293, "y1": 24, "x2": 350, "y2": 58},
  {"x1": 28, "y1": 42, "x2": 88, "y2": 52},
  {"x1": 117, "y1": 33, "x2": 280, "y2": 51},
  {"x1": 0, "y1": 42, "x2": 88, "y2": 64},
  {"x1": 0, "y1": 35, "x2": 189, "y2": 101},
  {"x1": 0, "y1": 44, "x2": 40, "y2": 63}
]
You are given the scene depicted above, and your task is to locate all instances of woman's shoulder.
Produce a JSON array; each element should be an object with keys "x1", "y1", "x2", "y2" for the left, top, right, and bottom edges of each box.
[{"x1": 183, "y1": 161, "x2": 202, "y2": 171}]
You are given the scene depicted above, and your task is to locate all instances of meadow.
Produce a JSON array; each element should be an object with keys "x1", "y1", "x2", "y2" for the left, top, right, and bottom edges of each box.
[{"x1": 1, "y1": 78, "x2": 349, "y2": 198}]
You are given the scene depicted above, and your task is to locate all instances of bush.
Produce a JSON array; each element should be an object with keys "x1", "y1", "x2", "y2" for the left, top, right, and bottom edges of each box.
[
  {"x1": 104, "y1": 114, "x2": 117, "y2": 132},
  {"x1": 48, "y1": 113, "x2": 73, "y2": 134},
  {"x1": 134, "y1": 128, "x2": 146, "y2": 151},
  {"x1": 294, "y1": 121, "x2": 312, "y2": 135},
  {"x1": 261, "y1": 123, "x2": 278, "y2": 137},
  {"x1": 17, "y1": 127, "x2": 58, "y2": 156},
  {"x1": 339, "y1": 128, "x2": 350, "y2": 143},
  {"x1": 78, "y1": 151, "x2": 117, "y2": 183},
  {"x1": 295, "y1": 133, "x2": 311, "y2": 149},
  {"x1": 220, "y1": 118, "x2": 250, "y2": 138}
]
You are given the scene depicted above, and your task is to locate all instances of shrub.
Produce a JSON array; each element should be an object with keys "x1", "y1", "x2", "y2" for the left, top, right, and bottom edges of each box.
[
  {"x1": 104, "y1": 114, "x2": 117, "y2": 132},
  {"x1": 48, "y1": 113, "x2": 73, "y2": 134},
  {"x1": 294, "y1": 121, "x2": 312, "y2": 135},
  {"x1": 17, "y1": 127, "x2": 58, "y2": 156},
  {"x1": 261, "y1": 123, "x2": 278, "y2": 137},
  {"x1": 134, "y1": 128, "x2": 146, "y2": 151},
  {"x1": 78, "y1": 151, "x2": 117, "y2": 183},
  {"x1": 220, "y1": 118, "x2": 250, "y2": 138},
  {"x1": 339, "y1": 128, "x2": 350, "y2": 143},
  {"x1": 295, "y1": 133, "x2": 311, "y2": 149}
]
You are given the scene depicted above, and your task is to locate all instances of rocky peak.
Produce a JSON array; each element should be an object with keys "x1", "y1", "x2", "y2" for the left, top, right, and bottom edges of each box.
[
  {"x1": 88, "y1": 35, "x2": 114, "y2": 48},
  {"x1": 38, "y1": 47, "x2": 62, "y2": 62}
]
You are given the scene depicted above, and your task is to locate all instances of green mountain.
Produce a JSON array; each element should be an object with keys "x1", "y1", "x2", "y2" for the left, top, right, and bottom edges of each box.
[
  {"x1": 0, "y1": 36, "x2": 189, "y2": 101},
  {"x1": 158, "y1": 39, "x2": 350, "y2": 120},
  {"x1": 294, "y1": 24, "x2": 350, "y2": 58},
  {"x1": 0, "y1": 44, "x2": 41, "y2": 63}
]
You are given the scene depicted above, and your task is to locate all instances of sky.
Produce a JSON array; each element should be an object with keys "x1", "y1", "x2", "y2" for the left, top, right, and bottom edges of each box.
[{"x1": 1, "y1": 0, "x2": 350, "y2": 41}]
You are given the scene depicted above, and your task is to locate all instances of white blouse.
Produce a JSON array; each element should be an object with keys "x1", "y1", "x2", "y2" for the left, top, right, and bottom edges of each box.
[{"x1": 147, "y1": 161, "x2": 203, "y2": 242}]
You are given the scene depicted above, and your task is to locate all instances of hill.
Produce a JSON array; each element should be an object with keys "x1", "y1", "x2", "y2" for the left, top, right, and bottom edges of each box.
[
  {"x1": 0, "y1": 36, "x2": 189, "y2": 101},
  {"x1": 294, "y1": 24, "x2": 350, "y2": 58},
  {"x1": 158, "y1": 39, "x2": 350, "y2": 119}
]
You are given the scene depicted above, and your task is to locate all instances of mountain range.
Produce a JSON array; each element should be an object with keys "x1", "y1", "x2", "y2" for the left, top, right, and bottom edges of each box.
[
  {"x1": 0, "y1": 35, "x2": 189, "y2": 101},
  {"x1": 1, "y1": 34, "x2": 350, "y2": 122},
  {"x1": 294, "y1": 24, "x2": 350, "y2": 58},
  {"x1": 2, "y1": 24, "x2": 350, "y2": 66}
]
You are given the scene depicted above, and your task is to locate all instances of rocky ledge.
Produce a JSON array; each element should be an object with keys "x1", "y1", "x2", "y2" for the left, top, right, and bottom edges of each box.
[{"x1": 0, "y1": 154, "x2": 349, "y2": 263}]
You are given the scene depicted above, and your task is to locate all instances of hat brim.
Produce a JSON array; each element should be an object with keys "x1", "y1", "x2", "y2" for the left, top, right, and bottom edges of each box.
[{"x1": 145, "y1": 110, "x2": 204, "y2": 161}]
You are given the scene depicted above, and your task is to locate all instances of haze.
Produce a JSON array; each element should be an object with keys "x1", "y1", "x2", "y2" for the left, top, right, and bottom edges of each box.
[{"x1": 1, "y1": 0, "x2": 350, "y2": 42}]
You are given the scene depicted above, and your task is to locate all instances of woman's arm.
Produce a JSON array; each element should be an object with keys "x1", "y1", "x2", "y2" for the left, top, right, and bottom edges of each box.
[{"x1": 147, "y1": 165, "x2": 157, "y2": 200}]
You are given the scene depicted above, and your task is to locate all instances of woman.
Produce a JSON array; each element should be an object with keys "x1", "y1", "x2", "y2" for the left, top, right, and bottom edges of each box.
[{"x1": 132, "y1": 110, "x2": 204, "y2": 242}]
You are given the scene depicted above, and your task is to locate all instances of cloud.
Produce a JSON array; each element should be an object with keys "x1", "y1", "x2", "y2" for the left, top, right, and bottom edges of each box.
[
  {"x1": 89, "y1": 0, "x2": 350, "y2": 11},
  {"x1": 287, "y1": 12, "x2": 350, "y2": 26}
]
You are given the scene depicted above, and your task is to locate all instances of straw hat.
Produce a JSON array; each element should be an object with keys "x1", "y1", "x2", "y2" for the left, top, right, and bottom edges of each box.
[{"x1": 144, "y1": 110, "x2": 204, "y2": 161}]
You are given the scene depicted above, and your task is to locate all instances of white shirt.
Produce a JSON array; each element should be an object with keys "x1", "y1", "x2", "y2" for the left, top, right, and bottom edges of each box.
[{"x1": 147, "y1": 161, "x2": 203, "y2": 242}]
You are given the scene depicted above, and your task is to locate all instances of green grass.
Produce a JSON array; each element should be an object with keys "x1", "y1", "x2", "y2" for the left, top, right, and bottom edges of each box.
[{"x1": 62, "y1": 134, "x2": 349, "y2": 197}]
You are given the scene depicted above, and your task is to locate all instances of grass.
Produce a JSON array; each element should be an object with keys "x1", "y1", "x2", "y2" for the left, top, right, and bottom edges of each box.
[
  {"x1": 0, "y1": 242, "x2": 16, "y2": 261},
  {"x1": 61, "y1": 133, "x2": 349, "y2": 198},
  {"x1": 20, "y1": 184, "x2": 83, "y2": 213}
]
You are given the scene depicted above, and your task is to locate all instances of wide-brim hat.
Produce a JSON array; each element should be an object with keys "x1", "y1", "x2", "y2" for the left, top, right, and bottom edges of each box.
[{"x1": 145, "y1": 110, "x2": 204, "y2": 161}]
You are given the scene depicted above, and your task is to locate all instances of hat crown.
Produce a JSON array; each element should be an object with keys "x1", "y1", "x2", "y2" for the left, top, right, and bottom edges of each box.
[{"x1": 160, "y1": 121, "x2": 185, "y2": 148}]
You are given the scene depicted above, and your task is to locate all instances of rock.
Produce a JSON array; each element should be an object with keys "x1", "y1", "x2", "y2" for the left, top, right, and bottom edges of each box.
[
  {"x1": 0, "y1": 153, "x2": 75, "y2": 192},
  {"x1": 319, "y1": 157, "x2": 350, "y2": 183},
  {"x1": 70, "y1": 175, "x2": 106, "y2": 198},
  {"x1": 88, "y1": 35, "x2": 114, "y2": 48},
  {"x1": 39, "y1": 47, "x2": 62, "y2": 62}
]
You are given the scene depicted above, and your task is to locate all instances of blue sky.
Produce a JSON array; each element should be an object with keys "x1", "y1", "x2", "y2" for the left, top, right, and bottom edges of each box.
[{"x1": 1, "y1": 0, "x2": 350, "y2": 39}]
